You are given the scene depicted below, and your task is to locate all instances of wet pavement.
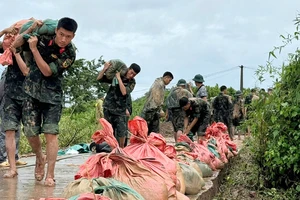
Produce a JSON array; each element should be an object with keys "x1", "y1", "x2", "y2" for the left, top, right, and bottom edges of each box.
[{"x1": 0, "y1": 153, "x2": 92, "y2": 200}]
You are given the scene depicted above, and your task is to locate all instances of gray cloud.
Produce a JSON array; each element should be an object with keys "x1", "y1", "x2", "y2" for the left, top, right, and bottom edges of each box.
[{"x1": 1, "y1": 0, "x2": 300, "y2": 98}]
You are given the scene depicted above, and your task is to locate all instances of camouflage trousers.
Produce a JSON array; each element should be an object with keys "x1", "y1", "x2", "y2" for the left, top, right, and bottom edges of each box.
[
  {"x1": 104, "y1": 109, "x2": 128, "y2": 144},
  {"x1": 0, "y1": 96, "x2": 22, "y2": 162},
  {"x1": 140, "y1": 109, "x2": 160, "y2": 135},
  {"x1": 22, "y1": 97, "x2": 62, "y2": 137},
  {"x1": 189, "y1": 117, "x2": 207, "y2": 136},
  {"x1": 171, "y1": 108, "x2": 184, "y2": 132},
  {"x1": 0, "y1": 124, "x2": 20, "y2": 162}
]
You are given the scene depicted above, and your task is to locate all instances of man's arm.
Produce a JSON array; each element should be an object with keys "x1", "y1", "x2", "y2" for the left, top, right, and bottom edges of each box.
[
  {"x1": 116, "y1": 71, "x2": 126, "y2": 96},
  {"x1": 185, "y1": 117, "x2": 198, "y2": 134},
  {"x1": 10, "y1": 47, "x2": 29, "y2": 76},
  {"x1": 28, "y1": 36, "x2": 52, "y2": 76},
  {"x1": 183, "y1": 116, "x2": 189, "y2": 134},
  {"x1": 0, "y1": 26, "x2": 16, "y2": 38},
  {"x1": 97, "y1": 62, "x2": 111, "y2": 81}
]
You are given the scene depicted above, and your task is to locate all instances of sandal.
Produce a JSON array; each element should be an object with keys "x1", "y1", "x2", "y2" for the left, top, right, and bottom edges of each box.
[
  {"x1": 0, "y1": 160, "x2": 10, "y2": 167},
  {"x1": 44, "y1": 177, "x2": 56, "y2": 187},
  {"x1": 35, "y1": 156, "x2": 47, "y2": 181},
  {"x1": 16, "y1": 160, "x2": 27, "y2": 166},
  {"x1": 3, "y1": 169, "x2": 18, "y2": 178}
]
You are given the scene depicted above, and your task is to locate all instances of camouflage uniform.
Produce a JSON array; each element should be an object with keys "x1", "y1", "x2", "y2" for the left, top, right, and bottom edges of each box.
[
  {"x1": 212, "y1": 93, "x2": 233, "y2": 137},
  {"x1": 166, "y1": 86, "x2": 192, "y2": 132},
  {"x1": 184, "y1": 98, "x2": 210, "y2": 136},
  {"x1": 22, "y1": 35, "x2": 76, "y2": 137},
  {"x1": 0, "y1": 50, "x2": 24, "y2": 162},
  {"x1": 140, "y1": 77, "x2": 165, "y2": 134},
  {"x1": 100, "y1": 70, "x2": 135, "y2": 142}
]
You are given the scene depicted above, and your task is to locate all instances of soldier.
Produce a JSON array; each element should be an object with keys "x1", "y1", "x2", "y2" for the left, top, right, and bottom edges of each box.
[
  {"x1": 140, "y1": 71, "x2": 173, "y2": 134},
  {"x1": 0, "y1": 24, "x2": 31, "y2": 176},
  {"x1": 212, "y1": 85, "x2": 233, "y2": 139},
  {"x1": 190, "y1": 74, "x2": 208, "y2": 101},
  {"x1": 166, "y1": 79, "x2": 192, "y2": 142},
  {"x1": 97, "y1": 62, "x2": 141, "y2": 148},
  {"x1": 21, "y1": 17, "x2": 78, "y2": 186},
  {"x1": 232, "y1": 90, "x2": 245, "y2": 140},
  {"x1": 179, "y1": 97, "x2": 210, "y2": 141},
  {"x1": 0, "y1": 68, "x2": 27, "y2": 168}
]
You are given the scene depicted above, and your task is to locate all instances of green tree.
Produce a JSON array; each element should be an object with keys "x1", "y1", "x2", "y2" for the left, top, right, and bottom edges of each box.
[
  {"x1": 247, "y1": 14, "x2": 300, "y2": 189},
  {"x1": 62, "y1": 56, "x2": 108, "y2": 111}
]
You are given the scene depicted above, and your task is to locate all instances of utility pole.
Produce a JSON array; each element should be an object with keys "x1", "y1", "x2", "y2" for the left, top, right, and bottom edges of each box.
[{"x1": 240, "y1": 65, "x2": 244, "y2": 92}]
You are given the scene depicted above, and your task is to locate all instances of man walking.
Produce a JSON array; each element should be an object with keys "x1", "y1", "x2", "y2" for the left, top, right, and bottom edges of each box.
[{"x1": 140, "y1": 71, "x2": 173, "y2": 134}]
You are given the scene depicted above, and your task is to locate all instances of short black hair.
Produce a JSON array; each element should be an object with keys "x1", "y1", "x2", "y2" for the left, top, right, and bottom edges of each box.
[
  {"x1": 129, "y1": 63, "x2": 141, "y2": 74},
  {"x1": 220, "y1": 85, "x2": 227, "y2": 92},
  {"x1": 251, "y1": 88, "x2": 256, "y2": 93},
  {"x1": 163, "y1": 71, "x2": 174, "y2": 79},
  {"x1": 179, "y1": 97, "x2": 189, "y2": 108},
  {"x1": 57, "y1": 17, "x2": 78, "y2": 33}
]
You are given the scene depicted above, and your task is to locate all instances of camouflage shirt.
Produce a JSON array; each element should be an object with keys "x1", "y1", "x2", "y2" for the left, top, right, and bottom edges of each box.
[
  {"x1": 212, "y1": 92, "x2": 233, "y2": 122},
  {"x1": 166, "y1": 86, "x2": 193, "y2": 109},
  {"x1": 102, "y1": 74, "x2": 136, "y2": 116},
  {"x1": 142, "y1": 77, "x2": 165, "y2": 113},
  {"x1": 0, "y1": 48, "x2": 25, "y2": 101},
  {"x1": 184, "y1": 97, "x2": 210, "y2": 127},
  {"x1": 23, "y1": 35, "x2": 76, "y2": 105},
  {"x1": 195, "y1": 85, "x2": 208, "y2": 98}
]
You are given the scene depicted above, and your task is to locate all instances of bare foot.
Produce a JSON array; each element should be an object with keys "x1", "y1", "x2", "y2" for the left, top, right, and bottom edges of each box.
[
  {"x1": 35, "y1": 155, "x2": 47, "y2": 181},
  {"x1": 44, "y1": 177, "x2": 56, "y2": 187},
  {"x1": 3, "y1": 169, "x2": 18, "y2": 178}
]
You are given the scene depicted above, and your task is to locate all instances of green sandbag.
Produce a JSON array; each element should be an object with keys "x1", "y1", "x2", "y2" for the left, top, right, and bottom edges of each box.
[
  {"x1": 175, "y1": 142, "x2": 192, "y2": 152},
  {"x1": 208, "y1": 143, "x2": 220, "y2": 158},
  {"x1": 94, "y1": 178, "x2": 145, "y2": 200},
  {"x1": 105, "y1": 59, "x2": 127, "y2": 80},
  {"x1": 21, "y1": 19, "x2": 58, "y2": 41},
  {"x1": 179, "y1": 162, "x2": 205, "y2": 195},
  {"x1": 20, "y1": 19, "x2": 58, "y2": 35},
  {"x1": 194, "y1": 160, "x2": 213, "y2": 177},
  {"x1": 62, "y1": 177, "x2": 144, "y2": 200}
]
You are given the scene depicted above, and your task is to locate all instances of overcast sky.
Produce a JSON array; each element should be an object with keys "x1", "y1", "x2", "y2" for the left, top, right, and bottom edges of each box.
[{"x1": 1, "y1": 0, "x2": 300, "y2": 99}]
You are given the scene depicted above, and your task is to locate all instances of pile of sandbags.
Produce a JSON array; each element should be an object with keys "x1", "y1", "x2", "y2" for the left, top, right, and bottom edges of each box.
[{"x1": 60, "y1": 118, "x2": 238, "y2": 200}]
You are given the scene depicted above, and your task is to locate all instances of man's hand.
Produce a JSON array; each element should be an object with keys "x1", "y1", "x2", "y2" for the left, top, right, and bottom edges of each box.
[
  {"x1": 28, "y1": 19, "x2": 43, "y2": 32},
  {"x1": 115, "y1": 71, "x2": 121, "y2": 80},
  {"x1": 9, "y1": 46, "x2": 17, "y2": 55},
  {"x1": 103, "y1": 62, "x2": 111, "y2": 71},
  {"x1": 28, "y1": 36, "x2": 38, "y2": 51},
  {"x1": 126, "y1": 109, "x2": 130, "y2": 117},
  {"x1": 11, "y1": 35, "x2": 24, "y2": 48},
  {"x1": 183, "y1": 126, "x2": 190, "y2": 135}
]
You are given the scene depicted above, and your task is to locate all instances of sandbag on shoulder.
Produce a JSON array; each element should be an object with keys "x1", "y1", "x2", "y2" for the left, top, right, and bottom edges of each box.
[{"x1": 105, "y1": 59, "x2": 127, "y2": 80}]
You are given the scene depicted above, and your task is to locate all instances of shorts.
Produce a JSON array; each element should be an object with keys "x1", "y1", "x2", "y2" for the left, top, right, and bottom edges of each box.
[
  {"x1": 2, "y1": 96, "x2": 23, "y2": 131},
  {"x1": 22, "y1": 97, "x2": 62, "y2": 137},
  {"x1": 141, "y1": 109, "x2": 160, "y2": 134},
  {"x1": 171, "y1": 108, "x2": 184, "y2": 132},
  {"x1": 104, "y1": 109, "x2": 127, "y2": 138}
]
